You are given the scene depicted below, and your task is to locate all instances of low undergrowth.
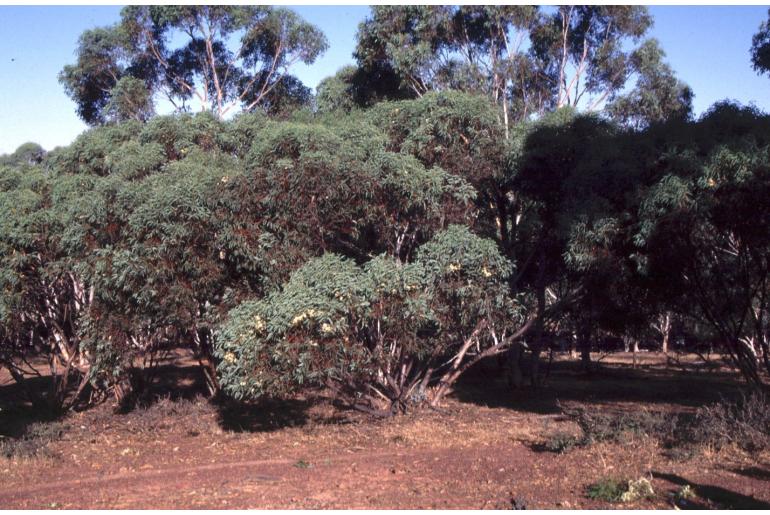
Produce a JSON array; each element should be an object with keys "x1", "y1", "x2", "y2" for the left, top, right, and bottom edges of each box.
[
  {"x1": 688, "y1": 391, "x2": 770, "y2": 452},
  {"x1": 0, "y1": 420, "x2": 67, "y2": 460},
  {"x1": 549, "y1": 391, "x2": 770, "y2": 455}
]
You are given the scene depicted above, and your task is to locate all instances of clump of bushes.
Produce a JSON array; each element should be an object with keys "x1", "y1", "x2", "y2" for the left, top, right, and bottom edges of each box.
[
  {"x1": 575, "y1": 409, "x2": 675, "y2": 445},
  {"x1": 554, "y1": 405, "x2": 677, "y2": 450},
  {"x1": 0, "y1": 420, "x2": 66, "y2": 460},
  {"x1": 558, "y1": 392, "x2": 770, "y2": 455},
  {"x1": 688, "y1": 391, "x2": 770, "y2": 452}
]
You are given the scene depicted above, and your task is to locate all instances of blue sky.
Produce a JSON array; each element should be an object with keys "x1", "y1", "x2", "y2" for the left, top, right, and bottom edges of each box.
[{"x1": 1, "y1": 5, "x2": 769, "y2": 154}]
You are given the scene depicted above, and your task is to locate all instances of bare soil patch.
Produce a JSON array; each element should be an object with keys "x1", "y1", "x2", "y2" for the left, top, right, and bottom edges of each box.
[{"x1": 1, "y1": 353, "x2": 769, "y2": 509}]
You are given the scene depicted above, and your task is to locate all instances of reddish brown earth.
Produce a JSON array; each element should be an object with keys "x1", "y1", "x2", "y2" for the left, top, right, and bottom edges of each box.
[{"x1": 1, "y1": 353, "x2": 769, "y2": 509}]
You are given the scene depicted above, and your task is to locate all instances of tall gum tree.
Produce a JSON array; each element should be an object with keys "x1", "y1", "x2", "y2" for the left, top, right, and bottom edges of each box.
[{"x1": 60, "y1": 6, "x2": 328, "y2": 125}]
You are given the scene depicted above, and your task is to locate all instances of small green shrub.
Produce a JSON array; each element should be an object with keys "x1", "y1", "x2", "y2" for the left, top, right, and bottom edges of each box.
[
  {"x1": 586, "y1": 478, "x2": 628, "y2": 502},
  {"x1": 620, "y1": 478, "x2": 655, "y2": 502},
  {"x1": 586, "y1": 477, "x2": 655, "y2": 504},
  {"x1": 542, "y1": 432, "x2": 580, "y2": 453}
]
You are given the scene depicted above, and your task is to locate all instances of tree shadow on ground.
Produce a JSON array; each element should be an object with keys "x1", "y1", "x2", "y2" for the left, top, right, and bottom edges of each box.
[
  {"x1": 2, "y1": 354, "x2": 358, "y2": 438},
  {"x1": 731, "y1": 466, "x2": 770, "y2": 481},
  {"x1": 0, "y1": 376, "x2": 67, "y2": 438},
  {"x1": 215, "y1": 396, "x2": 346, "y2": 433},
  {"x1": 653, "y1": 471, "x2": 770, "y2": 509},
  {"x1": 451, "y1": 354, "x2": 745, "y2": 415},
  {"x1": 119, "y1": 363, "x2": 351, "y2": 434}
]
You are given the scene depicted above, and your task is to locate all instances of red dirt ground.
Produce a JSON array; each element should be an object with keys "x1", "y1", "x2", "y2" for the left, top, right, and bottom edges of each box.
[{"x1": 1, "y1": 353, "x2": 769, "y2": 509}]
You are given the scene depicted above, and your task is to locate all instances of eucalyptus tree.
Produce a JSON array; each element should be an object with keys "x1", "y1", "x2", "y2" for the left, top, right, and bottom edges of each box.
[
  {"x1": 751, "y1": 9, "x2": 770, "y2": 78},
  {"x1": 31, "y1": 95, "x2": 483, "y2": 405},
  {"x1": 354, "y1": 5, "x2": 544, "y2": 133},
  {"x1": 216, "y1": 226, "x2": 527, "y2": 415},
  {"x1": 635, "y1": 103, "x2": 770, "y2": 386},
  {"x1": 606, "y1": 39, "x2": 693, "y2": 130},
  {"x1": 60, "y1": 6, "x2": 327, "y2": 125},
  {"x1": 351, "y1": 6, "x2": 687, "y2": 133},
  {"x1": 0, "y1": 156, "x2": 92, "y2": 411},
  {"x1": 215, "y1": 93, "x2": 535, "y2": 412},
  {"x1": 528, "y1": 6, "x2": 653, "y2": 111},
  {"x1": 33, "y1": 114, "x2": 249, "y2": 402}
]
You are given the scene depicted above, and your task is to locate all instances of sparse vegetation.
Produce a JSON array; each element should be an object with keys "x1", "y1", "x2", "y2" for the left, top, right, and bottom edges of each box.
[
  {"x1": 688, "y1": 392, "x2": 770, "y2": 452},
  {"x1": 0, "y1": 420, "x2": 66, "y2": 460},
  {"x1": 556, "y1": 405, "x2": 678, "y2": 449}
]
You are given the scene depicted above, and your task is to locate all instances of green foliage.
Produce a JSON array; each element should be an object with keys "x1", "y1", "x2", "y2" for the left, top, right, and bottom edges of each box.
[
  {"x1": 586, "y1": 477, "x2": 655, "y2": 503},
  {"x1": 586, "y1": 478, "x2": 628, "y2": 502},
  {"x1": 60, "y1": 6, "x2": 327, "y2": 124},
  {"x1": 216, "y1": 225, "x2": 518, "y2": 412},
  {"x1": 608, "y1": 39, "x2": 693, "y2": 129},
  {"x1": 2, "y1": 92, "x2": 512, "y2": 408},
  {"x1": 315, "y1": 66, "x2": 361, "y2": 114},
  {"x1": 354, "y1": 5, "x2": 685, "y2": 131},
  {"x1": 0, "y1": 142, "x2": 46, "y2": 167},
  {"x1": 751, "y1": 9, "x2": 770, "y2": 78},
  {"x1": 58, "y1": 25, "x2": 138, "y2": 125},
  {"x1": 635, "y1": 104, "x2": 770, "y2": 383},
  {"x1": 369, "y1": 91, "x2": 505, "y2": 183}
]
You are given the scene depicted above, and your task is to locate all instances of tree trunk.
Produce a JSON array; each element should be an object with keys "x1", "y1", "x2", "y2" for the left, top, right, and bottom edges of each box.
[
  {"x1": 193, "y1": 328, "x2": 221, "y2": 397},
  {"x1": 507, "y1": 341, "x2": 524, "y2": 390},
  {"x1": 661, "y1": 312, "x2": 671, "y2": 354},
  {"x1": 530, "y1": 257, "x2": 546, "y2": 387},
  {"x1": 633, "y1": 339, "x2": 639, "y2": 369},
  {"x1": 579, "y1": 325, "x2": 592, "y2": 373}
]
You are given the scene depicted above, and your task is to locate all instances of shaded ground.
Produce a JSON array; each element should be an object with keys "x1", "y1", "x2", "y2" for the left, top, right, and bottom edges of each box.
[{"x1": 1, "y1": 352, "x2": 769, "y2": 509}]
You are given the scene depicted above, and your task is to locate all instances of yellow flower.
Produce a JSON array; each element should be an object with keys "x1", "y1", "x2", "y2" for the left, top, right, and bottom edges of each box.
[
  {"x1": 224, "y1": 352, "x2": 236, "y2": 363},
  {"x1": 447, "y1": 263, "x2": 461, "y2": 273},
  {"x1": 291, "y1": 309, "x2": 323, "y2": 326},
  {"x1": 481, "y1": 266, "x2": 492, "y2": 278},
  {"x1": 320, "y1": 322, "x2": 334, "y2": 335},
  {"x1": 253, "y1": 315, "x2": 265, "y2": 331}
]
